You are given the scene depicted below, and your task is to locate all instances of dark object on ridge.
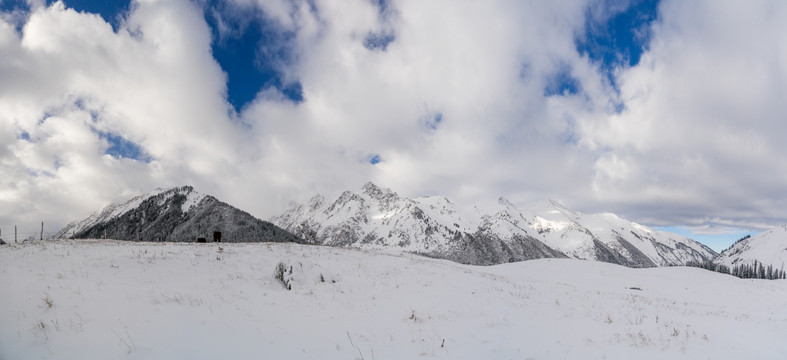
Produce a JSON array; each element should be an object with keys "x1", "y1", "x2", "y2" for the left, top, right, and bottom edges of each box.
[
  {"x1": 197, "y1": 238, "x2": 207, "y2": 243},
  {"x1": 213, "y1": 231, "x2": 221, "y2": 243}
]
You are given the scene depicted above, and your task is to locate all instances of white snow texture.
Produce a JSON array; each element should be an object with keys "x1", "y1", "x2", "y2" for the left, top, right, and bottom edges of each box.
[{"x1": 1, "y1": 239, "x2": 785, "y2": 360}]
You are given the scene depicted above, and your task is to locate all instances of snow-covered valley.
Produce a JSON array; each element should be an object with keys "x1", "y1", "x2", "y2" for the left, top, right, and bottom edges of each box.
[{"x1": 2, "y1": 240, "x2": 786, "y2": 359}]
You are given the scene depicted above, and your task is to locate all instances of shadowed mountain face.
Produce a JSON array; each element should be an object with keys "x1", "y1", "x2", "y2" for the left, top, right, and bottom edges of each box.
[
  {"x1": 420, "y1": 232, "x2": 568, "y2": 266},
  {"x1": 272, "y1": 182, "x2": 717, "y2": 267},
  {"x1": 57, "y1": 186, "x2": 301, "y2": 244}
]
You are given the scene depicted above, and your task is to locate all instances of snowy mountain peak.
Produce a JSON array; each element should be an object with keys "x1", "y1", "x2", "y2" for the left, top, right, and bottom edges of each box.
[
  {"x1": 273, "y1": 184, "x2": 717, "y2": 267},
  {"x1": 57, "y1": 186, "x2": 200, "y2": 238},
  {"x1": 524, "y1": 198, "x2": 572, "y2": 214},
  {"x1": 362, "y1": 181, "x2": 382, "y2": 196},
  {"x1": 497, "y1": 197, "x2": 515, "y2": 208},
  {"x1": 56, "y1": 186, "x2": 300, "y2": 243},
  {"x1": 547, "y1": 199, "x2": 574, "y2": 215},
  {"x1": 179, "y1": 187, "x2": 208, "y2": 213},
  {"x1": 361, "y1": 182, "x2": 398, "y2": 201},
  {"x1": 308, "y1": 194, "x2": 326, "y2": 211},
  {"x1": 328, "y1": 191, "x2": 366, "y2": 211}
]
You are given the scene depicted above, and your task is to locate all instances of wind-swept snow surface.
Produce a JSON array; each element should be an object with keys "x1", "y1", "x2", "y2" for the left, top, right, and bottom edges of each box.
[{"x1": 1, "y1": 240, "x2": 785, "y2": 359}]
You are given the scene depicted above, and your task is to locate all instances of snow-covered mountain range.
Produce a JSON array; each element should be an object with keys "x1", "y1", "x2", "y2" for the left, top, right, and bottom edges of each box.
[
  {"x1": 272, "y1": 182, "x2": 717, "y2": 266},
  {"x1": 56, "y1": 186, "x2": 299, "y2": 243},
  {"x1": 55, "y1": 183, "x2": 719, "y2": 267},
  {"x1": 715, "y1": 225, "x2": 787, "y2": 270}
]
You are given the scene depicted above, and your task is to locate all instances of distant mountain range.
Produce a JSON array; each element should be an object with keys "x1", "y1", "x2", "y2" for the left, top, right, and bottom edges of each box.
[
  {"x1": 56, "y1": 186, "x2": 300, "y2": 243},
  {"x1": 272, "y1": 182, "x2": 717, "y2": 266},
  {"x1": 57, "y1": 183, "x2": 736, "y2": 268}
]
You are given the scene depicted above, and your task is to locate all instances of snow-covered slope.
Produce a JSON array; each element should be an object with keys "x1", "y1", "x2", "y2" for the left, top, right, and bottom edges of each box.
[
  {"x1": 715, "y1": 225, "x2": 787, "y2": 270},
  {"x1": 56, "y1": 187, "x2": 173, "y2": 238},
  {"x1": 56, "y1": 186, "x2": 300, "y2": 243},
  {"x1": 276, "y1": 183, "x2": 465, "y2": 248},
  {"x1": 273, "y1": 182, "x2": 716, "y2": 266},
  {"x1": 494, "y1": 198, "x2": 717, "y2": 267},
  {"x1": 1, "y1": 240, "x2": 785, "y2": 360},
  {"x1": 274, "y1": 183, "x2": 565, "y2": 265}
]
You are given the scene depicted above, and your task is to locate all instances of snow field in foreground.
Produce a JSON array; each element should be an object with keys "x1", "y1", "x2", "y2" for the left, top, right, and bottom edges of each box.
[{"x1": 1, "y1": 240, "x2": 786, "y2": 359}]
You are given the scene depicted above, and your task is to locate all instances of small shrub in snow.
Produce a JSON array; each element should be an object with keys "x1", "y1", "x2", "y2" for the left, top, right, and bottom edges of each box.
[
  {"x1": 274, "y1": 262, "x2": 286, "y2": 285},
  {"x1": 42, "y1": 294, "x2": 54, "y2": 309},
  {"x1": 274, "y1": 262, "x2": 292, "y2": 290}
]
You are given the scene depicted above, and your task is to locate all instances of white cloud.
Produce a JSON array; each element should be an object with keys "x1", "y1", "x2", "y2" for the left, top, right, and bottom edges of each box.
[
  {"x1": 235, "y1": 0, "x2": 599, "y2": 205},
  {"x1": 2, "y1": 0, "x2": 787, "y2": 240},
  {"x1": 0, "y1": 0, "x2": 244, "y2": 234},
  {"x1": 576, "y1": 0, "x2": 787, "y2": 229}
]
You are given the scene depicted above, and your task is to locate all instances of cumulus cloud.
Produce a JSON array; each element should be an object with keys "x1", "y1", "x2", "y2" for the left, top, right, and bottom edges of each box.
[
  {"x1": 0, "y1": 0, "x2": 243, "y2": 234},
  {"x1": 1, "y1": 0, "x2": 786, "y2": 242},
  {"x1": 576, "y1": 0, "x2": 787, "y2": 231},
  {"x1": 237, "y1": 0, "x2": 601, "y2": 203}
]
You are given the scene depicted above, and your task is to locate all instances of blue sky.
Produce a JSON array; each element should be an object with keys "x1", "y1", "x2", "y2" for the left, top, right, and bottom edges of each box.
[
  {"x1": 655, "y1": 226, "x2": 757, "y2": 253},
  {"x1": 2, "y1": 0, "x2": 786, "y2": 252},
  {"x1": 202, "y1": 0, "x2": 303, "y2": 110},
  {"x1": 577, "y1": 0, "x2": 659, "y2": 88}
]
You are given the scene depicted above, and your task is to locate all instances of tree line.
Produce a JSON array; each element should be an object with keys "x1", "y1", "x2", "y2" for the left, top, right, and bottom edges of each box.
[{"x1": 685, "y1": 259, "x2": 786, "y2": 280}]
